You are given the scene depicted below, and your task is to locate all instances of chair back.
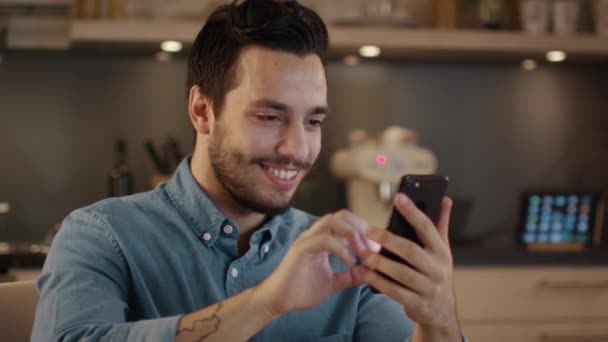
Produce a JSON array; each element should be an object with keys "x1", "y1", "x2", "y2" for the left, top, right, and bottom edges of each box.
[{"x1": 0, "y1": 281, "x2": 38, "y2": 342}]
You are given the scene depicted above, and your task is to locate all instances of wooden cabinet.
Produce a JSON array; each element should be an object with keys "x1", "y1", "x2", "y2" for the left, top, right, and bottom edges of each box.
[{"x1": 454, "y1": 267, "x2": 608, "y2": 341}]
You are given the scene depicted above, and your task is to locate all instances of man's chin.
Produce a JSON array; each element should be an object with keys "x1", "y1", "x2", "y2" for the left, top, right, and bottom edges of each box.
[
  {"x1": 230, "y1": 192, "x2": 294, "y2": 216},
  {"x1": 260, "y1": 206, "x2": 291, "y2": 216},
  {"x1": 242, "y1": 201, "x2": 292, "y2": 216}
]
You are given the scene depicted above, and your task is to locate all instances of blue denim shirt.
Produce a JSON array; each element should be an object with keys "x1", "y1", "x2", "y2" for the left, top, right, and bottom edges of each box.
[{"x1": 32, "y1": 157, "x2": 416, "y2": 341}]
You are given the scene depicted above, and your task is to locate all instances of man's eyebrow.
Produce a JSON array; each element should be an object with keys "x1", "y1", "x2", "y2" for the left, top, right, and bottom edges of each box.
[
  {"x1": 311, "y1": 105, "x2": 329, "y2": 115},
  {"x1": 248, "y1": 99, "x2": 329, "y2": 115},
  {"x1": 248, "y1": 99, "x2": 290, "y2": 112}
]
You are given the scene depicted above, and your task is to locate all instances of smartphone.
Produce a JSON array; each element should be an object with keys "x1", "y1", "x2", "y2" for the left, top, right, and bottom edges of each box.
[{"x1": 370, "y1": 174, "x2": 449, "y2": 293}]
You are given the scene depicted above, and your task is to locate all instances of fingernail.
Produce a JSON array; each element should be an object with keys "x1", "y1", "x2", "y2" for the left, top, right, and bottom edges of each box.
[{"x1": 368, "y1": 239, "x2": 382, "y2": 253}]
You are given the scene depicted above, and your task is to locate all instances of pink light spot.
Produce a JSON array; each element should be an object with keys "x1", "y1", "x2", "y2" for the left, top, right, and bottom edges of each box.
[{"x1": 376, "y1": 155, "x2": 387, "y2": 165}]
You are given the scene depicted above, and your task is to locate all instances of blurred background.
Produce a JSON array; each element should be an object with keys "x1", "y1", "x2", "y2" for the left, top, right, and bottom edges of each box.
[
  {"x1": 1, "y1": 1, "x2": 608, "y2": 340},
  {"x1": 1, "y1": 0, "x2": 607, "y2": 246}
]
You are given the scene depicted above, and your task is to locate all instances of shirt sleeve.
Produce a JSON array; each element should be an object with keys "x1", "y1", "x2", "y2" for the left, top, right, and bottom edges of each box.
[
  {"x1": 354, "y1": 285, "x2": 468, "y2": 342},
  {"x1": 354, "y1": 285, "x2": 414, "y2": 341},
  {"x1": 31, "y1": 209, "x2": 182, "y2": 342}
]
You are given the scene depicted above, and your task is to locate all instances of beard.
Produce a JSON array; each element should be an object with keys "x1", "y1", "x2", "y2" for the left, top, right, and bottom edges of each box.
[{"x1": 208, "y1": 122, "x2": 313, "y2": 216}]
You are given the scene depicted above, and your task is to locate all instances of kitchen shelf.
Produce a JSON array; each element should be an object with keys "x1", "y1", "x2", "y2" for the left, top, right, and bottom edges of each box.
[
  {"x1": 71, "y1": 20, "x2": 202, "y2": 46},
  {"x1": 70, "y1": 19, "x2": 608, "y2": 62},
  {"x1": 0, "y1": 0, "x2": 72, "y2": 6},
  {"x1": 330, "y1": 26, "x2": 608, "y2": 62}
]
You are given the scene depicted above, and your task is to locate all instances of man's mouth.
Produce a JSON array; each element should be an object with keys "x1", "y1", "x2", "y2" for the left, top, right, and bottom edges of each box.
[{"x1": 259, "y1": 163, "x2": 300, "y2": 186}]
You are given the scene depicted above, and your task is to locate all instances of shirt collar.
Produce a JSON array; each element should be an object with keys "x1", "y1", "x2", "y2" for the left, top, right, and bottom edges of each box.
[
  {"x1": 251, "y1": 214, "x2": 282, "y2": 245},
  {"x1": 165, "y1": 156, "x2": 227, "y2": 246},
  {"x1": 165, "y1": 156, "x2": 286, "y2": 247}
]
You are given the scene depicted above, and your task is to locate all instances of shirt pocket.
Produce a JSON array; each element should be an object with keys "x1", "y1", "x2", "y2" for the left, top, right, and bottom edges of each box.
[{"x1": 317, "y1": 334, "x2": 347, "y2": 342}]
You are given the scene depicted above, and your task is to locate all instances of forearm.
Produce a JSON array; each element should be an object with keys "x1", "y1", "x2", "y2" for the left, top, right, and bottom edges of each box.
[
  {"x1": 33, "y1": 316, "x2": 182, "y2": 342},
  {"x1": 176, "y1": 286, "x2": 277, "y2": 342},
  {"x1": 411, "y1": 319, "x2": 462, "y2": 342}
]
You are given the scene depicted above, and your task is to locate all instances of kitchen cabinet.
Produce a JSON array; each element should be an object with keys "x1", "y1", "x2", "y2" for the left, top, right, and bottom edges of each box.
[
  {"x1": 69, "y1": 20, "x2": 608, "y2": 62},
  {"x1": 454, "y1": 266, "x2": 608, "y2": 341}
]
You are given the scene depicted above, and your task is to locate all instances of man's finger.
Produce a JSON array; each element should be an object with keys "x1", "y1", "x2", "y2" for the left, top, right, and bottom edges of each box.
[
  {"x1": 360, "y1": 266, "x2": 419, "y2": 307},
  {"x1": 306, "y1": 210, "x2": 369, "y2": 255},
  {"x1": 436, "y1": 197, "x2": 453, "y2": 245},
  {"x1": 361, "y1": 251, "x2": 432, "y2": 294},
  {"x1": 304, "y1": 214, "x2": 332, "y2": 236},
  {"x1": 301, "y1": 235, "x2": 355, "y2": 267},
  {"x1": 393, "y1": 194, "x2": 446, "y2": 256},
  {"x1": 364, "y1": 225, "x2": 440, "y2": 280},
  {"x1": 333, "y1": 265, "x2": 366, "y2": 292}
]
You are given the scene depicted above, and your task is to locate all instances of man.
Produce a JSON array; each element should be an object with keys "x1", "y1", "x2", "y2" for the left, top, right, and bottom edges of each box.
[{"x1": 32, "y1": 0, "x2": 464, "y2": 341}]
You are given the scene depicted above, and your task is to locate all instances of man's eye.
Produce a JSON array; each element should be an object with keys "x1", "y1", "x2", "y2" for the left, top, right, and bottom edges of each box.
[
  {"x1": 307, "y1": 119, "x2": 324, "y2": 127},
  {"x1": 257, "y1": 115, "x2": 280, "y2": 122}
]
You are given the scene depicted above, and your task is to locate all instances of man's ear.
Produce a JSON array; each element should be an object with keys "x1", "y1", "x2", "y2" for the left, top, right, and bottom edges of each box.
[{"x1": 188, "y1": 85, "x2": 214, "y2": 135}]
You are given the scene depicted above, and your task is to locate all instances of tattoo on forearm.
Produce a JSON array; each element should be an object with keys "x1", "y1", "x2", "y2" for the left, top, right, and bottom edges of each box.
[{"x1": 177, "y1": 302, "x2": 223, "y2": 341}]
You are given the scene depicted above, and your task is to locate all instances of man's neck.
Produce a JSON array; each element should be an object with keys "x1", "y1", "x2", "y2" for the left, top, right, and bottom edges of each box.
[{"x1": 190, "y1": 152, "x2": 267, "y2": 238}]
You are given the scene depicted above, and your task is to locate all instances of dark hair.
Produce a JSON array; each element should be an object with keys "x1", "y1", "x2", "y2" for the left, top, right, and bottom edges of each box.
[{"x1": 187, "y1": 0, "x2": 329, "y2": 115}]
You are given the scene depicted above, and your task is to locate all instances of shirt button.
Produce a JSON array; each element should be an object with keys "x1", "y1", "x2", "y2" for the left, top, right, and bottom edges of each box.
[
  {"x1": 223, "y1": 225, "x2": 234, "y2": 235},
  {"x1": 262, "y1": 244, "x2": 270, "y2": 254},
  {"x1": 202, "y1": 232, "x2": 212, "y2": 241},
  {"x1": 231, "y1": 267, "x2": 239, "y2": 278}
]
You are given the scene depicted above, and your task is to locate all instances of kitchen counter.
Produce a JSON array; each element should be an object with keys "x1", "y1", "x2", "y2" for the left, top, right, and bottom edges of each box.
[
  {"x1": 0, "y1": 267, "x2": 41, "y2": 283},
  {"x1": 0, "y1": 242, "x2": 48, "y2": 278},
  {"x1": 4, "y1": 243, "x2": 608, "y2": 271},
  {"x1": 453, "y1": 247, "x2": 608, "y2": 266}
]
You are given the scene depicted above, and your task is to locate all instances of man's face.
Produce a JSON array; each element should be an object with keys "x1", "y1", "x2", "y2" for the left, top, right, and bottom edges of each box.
[{"x1": 208, "y1": 47, "x2": 328, "y2": 215}]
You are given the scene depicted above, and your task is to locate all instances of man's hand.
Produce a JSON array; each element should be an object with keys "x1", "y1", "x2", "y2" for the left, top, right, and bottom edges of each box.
[
  {"x1": 360, "y1": 194, "x2": 462, "y2": 341},
  {"x1": 256, "y1": 210, "x2": 371, "y2": 316},
  {"x1": 178, "y1": 210, "x2": 373, "y2": 342}
]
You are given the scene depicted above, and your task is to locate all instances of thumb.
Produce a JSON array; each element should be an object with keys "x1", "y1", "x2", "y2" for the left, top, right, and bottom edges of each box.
[{"x1": 332, "y1": 266, "x2": 365, "y2": 292}]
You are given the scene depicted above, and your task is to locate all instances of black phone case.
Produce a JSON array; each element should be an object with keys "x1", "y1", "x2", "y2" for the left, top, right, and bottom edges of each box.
[{"x1": 370, "y1": 174, "x2": 449, "y2": 293}]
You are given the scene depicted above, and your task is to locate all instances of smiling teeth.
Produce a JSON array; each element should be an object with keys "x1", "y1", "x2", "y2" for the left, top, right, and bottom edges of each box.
[{"x1": 268, "y1": 167, "x2": 297, "y2": 180}]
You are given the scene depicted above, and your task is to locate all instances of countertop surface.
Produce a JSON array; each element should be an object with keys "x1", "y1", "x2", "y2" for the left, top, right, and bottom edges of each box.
[
  {"x1": 3, "y1": 243, "x2": 608, "y2": 268},
  {"x1": 453, "y1": 247, "x2": 608, "y2": 266}
]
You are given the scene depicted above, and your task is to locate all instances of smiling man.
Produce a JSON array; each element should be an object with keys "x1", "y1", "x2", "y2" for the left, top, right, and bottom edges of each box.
[{"x1": 32, "y1": 1, "x2": 463, "y2": 341}]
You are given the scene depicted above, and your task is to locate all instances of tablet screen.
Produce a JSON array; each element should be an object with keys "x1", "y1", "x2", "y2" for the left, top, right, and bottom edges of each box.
[{"x1": 519, "y1": 192, "x2": 600, "y2": 246}]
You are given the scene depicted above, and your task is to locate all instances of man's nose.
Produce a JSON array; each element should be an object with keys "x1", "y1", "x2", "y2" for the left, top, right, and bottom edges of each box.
[{"x1": 276, "y1": 122, "x2": 309, "y2": 163}]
